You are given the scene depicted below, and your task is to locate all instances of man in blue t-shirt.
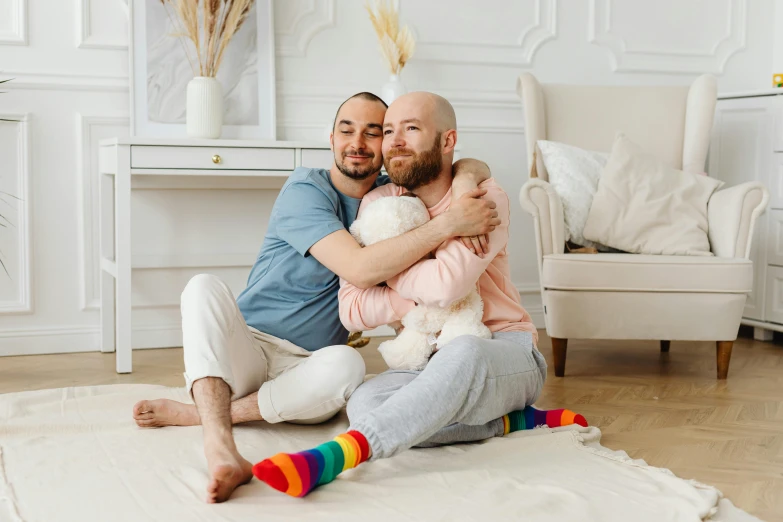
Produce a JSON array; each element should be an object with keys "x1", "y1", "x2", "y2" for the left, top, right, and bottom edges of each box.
[{"x1": 132, "y1": 92, "x2": 499, "y2": 503}]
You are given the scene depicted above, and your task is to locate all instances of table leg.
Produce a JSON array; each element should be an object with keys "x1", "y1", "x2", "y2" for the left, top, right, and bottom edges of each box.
[
  {"x1": 115, "y1": 150, "x2": 132, "y2": 373},
  {"x1": 99, "y1": 172, "x2": 115, "y2": 353}
]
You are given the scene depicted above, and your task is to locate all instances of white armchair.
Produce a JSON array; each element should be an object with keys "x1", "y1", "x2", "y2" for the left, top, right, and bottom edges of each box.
[{"x1": 517, "y1": 73, "x2": 769, "y2": 379}]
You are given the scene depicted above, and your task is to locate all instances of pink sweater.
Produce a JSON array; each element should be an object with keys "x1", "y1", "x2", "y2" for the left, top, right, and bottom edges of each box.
[{"x1": 338, "y1": 178, "x2": 538, "y2": 346}]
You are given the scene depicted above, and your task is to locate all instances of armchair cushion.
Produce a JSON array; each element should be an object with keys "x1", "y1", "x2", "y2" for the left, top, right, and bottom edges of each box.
[
  {"x1": 536, "y1": 140, "x2": 610, "y2": 250},
  {"x1": 542, "y1": 253, "x2": 752, "y2": 293},
  {"x1": 583, "y1": 134, "x2": 724, "y2": 256}
]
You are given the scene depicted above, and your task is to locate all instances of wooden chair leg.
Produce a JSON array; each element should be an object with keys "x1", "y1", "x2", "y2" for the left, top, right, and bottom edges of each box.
[
  {"x1": 716, "y1": 341, "x2": 733, "y2": 379},
  {"x1": 551, "y1": 337, "x2": 567, "y2": 377},
  {"x1": 660, "y1": 340, "x2": 670, "y2": 353}
]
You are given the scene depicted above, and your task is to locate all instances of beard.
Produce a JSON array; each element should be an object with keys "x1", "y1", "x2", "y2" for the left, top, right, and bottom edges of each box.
[
  {"x1": 335, "y1": 149, "x2": 381, "y2": 180},
  {"x1": 383, "y1": 133, "x2": 443, "y2": 191}
]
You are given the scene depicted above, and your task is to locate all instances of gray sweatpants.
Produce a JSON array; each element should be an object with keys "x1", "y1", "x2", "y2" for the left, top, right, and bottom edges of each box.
[{"x1": 347, "y1": 331, "x2": 547, "y2": 460}]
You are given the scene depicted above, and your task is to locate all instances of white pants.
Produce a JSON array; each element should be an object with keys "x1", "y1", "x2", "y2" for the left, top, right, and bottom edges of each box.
[{"x1": 181, "y1": 274, "x2": 366, "y2": 424}]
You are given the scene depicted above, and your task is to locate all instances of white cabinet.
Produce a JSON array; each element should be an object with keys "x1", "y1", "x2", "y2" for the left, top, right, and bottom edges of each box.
[
  {"x1": 766, "y1": 266, "x2": 783, "y2": 325},
  {"x1": 768, "y1": 210, "x2": 783, "y2": 267},
  {"x1": 709, "y1": 92, "x2": 779, "y2": 339},
  {"x1": 771, "y1": 154, "x2": 783, "y2": 209}
]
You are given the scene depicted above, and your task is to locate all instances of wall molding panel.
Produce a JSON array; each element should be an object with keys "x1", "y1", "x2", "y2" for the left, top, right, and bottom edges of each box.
[
  {"x1": 0, "y1": 0, "x2": 28, "y2": 45},
  {"x1": 406, "y1": 0, "x2": 557, "y2": 66},
  {"x1": 276, "y1": 83, "x2": 523, "y2": 113},
  {"x1": 1, "y1": 70, "x2": 128, "y2": 91},
  {"x1": 76, "y1": 113, "x2": 129, "y2": 312},
  {"x1": 0, "y1": 114, "x2": 32, "y2": 314},
  {"x1": 275, "y1": 0, "x2": 336, "y2": 57},
  {"x1": 588, "y1": 0, "x2": 747, "y2": 74},
  {"x1": 76, "y1": 0, "x2": 129, "y2": 50}
]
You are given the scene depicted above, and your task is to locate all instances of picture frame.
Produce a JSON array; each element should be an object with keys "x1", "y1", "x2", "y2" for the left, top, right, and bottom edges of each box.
[{"x1": 127, "y1": 0, "x2": 276, "y2": 139}]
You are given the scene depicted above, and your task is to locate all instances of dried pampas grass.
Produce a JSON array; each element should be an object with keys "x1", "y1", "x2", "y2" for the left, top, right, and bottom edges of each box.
[
  {"x1": 365, "y1": 0, "x2": 415, "y2": 75},
  {"x1": 160, "y1": 0, "x2": 255, "y2": 77}
]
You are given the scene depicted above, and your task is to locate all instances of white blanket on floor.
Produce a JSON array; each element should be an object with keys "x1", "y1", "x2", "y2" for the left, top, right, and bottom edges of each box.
[{"x1": 0, "y1": 384, "x2": 761, "y2": 522}]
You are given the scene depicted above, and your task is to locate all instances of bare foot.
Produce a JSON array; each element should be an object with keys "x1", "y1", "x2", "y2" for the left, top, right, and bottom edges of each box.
[
  {"x1": 205, "y1": 446, "x2": 254, "y2": 503},
  {"x1": 132, "y1": 399, "x2": 201, "y2": 428}
]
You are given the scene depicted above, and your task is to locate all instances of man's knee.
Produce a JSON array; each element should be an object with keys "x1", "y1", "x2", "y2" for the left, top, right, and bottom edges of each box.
[
  {"x1": 181, "y1": 273, "x2": 227, "y2": 302},
  {"x1": 346, "y1": 371, "x2": 416, "y2": 422},
  {"x1": 438, "y1": 335, "x2": 487, "y2": 369},
  {"x1": 312, "y1": 345, "x2": 366, "y2": 398}
]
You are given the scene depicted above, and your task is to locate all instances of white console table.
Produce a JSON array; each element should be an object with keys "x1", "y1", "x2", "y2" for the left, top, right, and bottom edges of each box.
[{"x1": 98, "y1": 137, "x2": 332, "y2": 373}]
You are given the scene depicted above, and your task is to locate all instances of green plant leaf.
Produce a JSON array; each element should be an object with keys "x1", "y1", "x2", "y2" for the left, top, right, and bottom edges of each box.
[{"x1": 0, "y1": 245, "x2": 8, "y2": 276}]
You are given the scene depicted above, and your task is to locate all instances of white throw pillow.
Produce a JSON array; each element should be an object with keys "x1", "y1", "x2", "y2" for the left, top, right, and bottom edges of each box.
[
  {"x1": 583, "y1": 134, "x2": 724, "y2": 256},
  {"x1": 536, "y1": 140, "x2": 610, "y2": 250}
]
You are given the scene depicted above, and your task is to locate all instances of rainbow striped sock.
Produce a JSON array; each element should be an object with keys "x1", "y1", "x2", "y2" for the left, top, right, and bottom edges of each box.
[
  {"x1": 252, "y1": 430, "x2": 370, "y2": 497},
  {"x1": 502, "y1": 406, "x2": 587, "y2": 434}
]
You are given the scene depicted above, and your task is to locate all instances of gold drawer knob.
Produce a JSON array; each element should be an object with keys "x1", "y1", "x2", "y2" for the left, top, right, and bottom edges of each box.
[{"x1": 212, "y1": 154, "x2": 222, "y2": 164}]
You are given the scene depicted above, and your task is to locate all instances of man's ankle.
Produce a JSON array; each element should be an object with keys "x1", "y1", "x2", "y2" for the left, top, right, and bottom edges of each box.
[{"x1": 203, "y1": 426, "x2": 236, "y2": 448}]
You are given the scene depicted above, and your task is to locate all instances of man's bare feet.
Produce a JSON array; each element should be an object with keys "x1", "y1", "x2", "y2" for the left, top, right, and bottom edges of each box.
[
  {"x1": 132, "y1": 399, "x2": 201, "y2": 428},
  {"x1": 205, "y1": 441, "x2": 254, "y2": 503}
]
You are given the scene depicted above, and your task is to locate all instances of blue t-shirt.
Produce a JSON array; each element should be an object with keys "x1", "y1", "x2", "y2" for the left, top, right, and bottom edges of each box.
[{"x1": 236, "y1": 167, "x2": 390, "y2": 351}]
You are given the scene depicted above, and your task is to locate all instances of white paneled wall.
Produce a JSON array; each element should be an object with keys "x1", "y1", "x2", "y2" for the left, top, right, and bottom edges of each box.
[{"x1": 0, "y1": 0, "x2": 775, "y2": 355}]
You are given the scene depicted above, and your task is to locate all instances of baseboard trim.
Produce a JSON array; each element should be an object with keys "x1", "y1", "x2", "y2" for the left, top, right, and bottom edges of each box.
[
  {"x1": 0, "y1": 288, "x2": 544, "y2": 356},
  {"x1": 0, "y1": 325, "x2": 184, "y2": 357},
  {"x1": 741, "y1": 318, "x2": 783, "y2": 335},
  {"x1": 0, "y1": 327, "x2": 101, "y2": 357}
]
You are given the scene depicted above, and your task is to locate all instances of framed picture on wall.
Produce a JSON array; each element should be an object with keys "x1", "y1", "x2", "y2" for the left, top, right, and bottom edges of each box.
[{"x1": 127, "y1": 0, "x2": 276, "y2": 139}]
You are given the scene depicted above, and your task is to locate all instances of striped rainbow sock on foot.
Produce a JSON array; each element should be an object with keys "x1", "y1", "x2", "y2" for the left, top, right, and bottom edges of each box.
[
  {"x1": 252, "y1": 430, "x2": 370, "y2": 497},
  {"x1": 502, "y1": 406, "x2": 587, "y2": 434}
]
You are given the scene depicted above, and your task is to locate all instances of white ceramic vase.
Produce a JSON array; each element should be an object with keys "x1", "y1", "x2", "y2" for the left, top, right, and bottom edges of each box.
[
  {"x1": 186, "y1": 76, "x2": 223, "y2": 139},
  {"x1": 381, "y1": 73, "x2": 407, "y2": 105}
]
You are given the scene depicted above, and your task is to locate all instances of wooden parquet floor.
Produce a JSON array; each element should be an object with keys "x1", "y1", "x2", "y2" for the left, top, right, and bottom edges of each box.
[{"x1": 0, "y1": 326, "x2": 781, "y2": 520}]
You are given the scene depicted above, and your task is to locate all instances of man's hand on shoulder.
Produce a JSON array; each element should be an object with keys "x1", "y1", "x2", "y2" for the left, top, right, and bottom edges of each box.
[
  {"x1": 451, "y1": 159, "x2": 494, "y2": 255},
  {"x1": 452, "y1": 158, "x2": 491, "y2": 192}
]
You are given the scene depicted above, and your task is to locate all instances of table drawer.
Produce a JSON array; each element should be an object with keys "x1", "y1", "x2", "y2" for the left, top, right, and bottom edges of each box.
[
  {"x1": 301, "y1": 148, "x2": 333, "y2": 169},
  {"x1": 765, "y1": 266, "x2": 783, "y2": 324},
  {"x1": 131, "y1": 145, "x2": 295, "y2": 170}
]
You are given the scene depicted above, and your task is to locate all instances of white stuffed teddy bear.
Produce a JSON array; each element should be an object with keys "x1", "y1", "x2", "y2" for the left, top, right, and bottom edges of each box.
[{"x1": 349, "y1": 194, "x2": 492, "y2": 371}]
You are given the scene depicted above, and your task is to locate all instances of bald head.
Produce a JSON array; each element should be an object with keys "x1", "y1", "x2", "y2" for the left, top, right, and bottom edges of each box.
[{"x1": 387, "y1": 92, "x2": 456, "y2": 133}]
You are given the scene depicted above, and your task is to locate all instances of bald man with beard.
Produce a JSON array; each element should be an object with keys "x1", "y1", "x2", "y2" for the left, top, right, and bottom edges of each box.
[{"x1": 251, "y1": 92, "x2": 588, "y2": 498}]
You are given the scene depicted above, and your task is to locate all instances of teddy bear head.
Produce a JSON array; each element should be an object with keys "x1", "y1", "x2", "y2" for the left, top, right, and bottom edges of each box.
[{"x1": 349, "y1": 194, "x2": 430, "y2": 247}]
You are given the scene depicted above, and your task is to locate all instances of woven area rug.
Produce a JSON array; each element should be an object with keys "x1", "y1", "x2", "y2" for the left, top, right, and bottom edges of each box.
[{"x1": 0, "y1": 384, "x2": 762, "y2": 522}]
